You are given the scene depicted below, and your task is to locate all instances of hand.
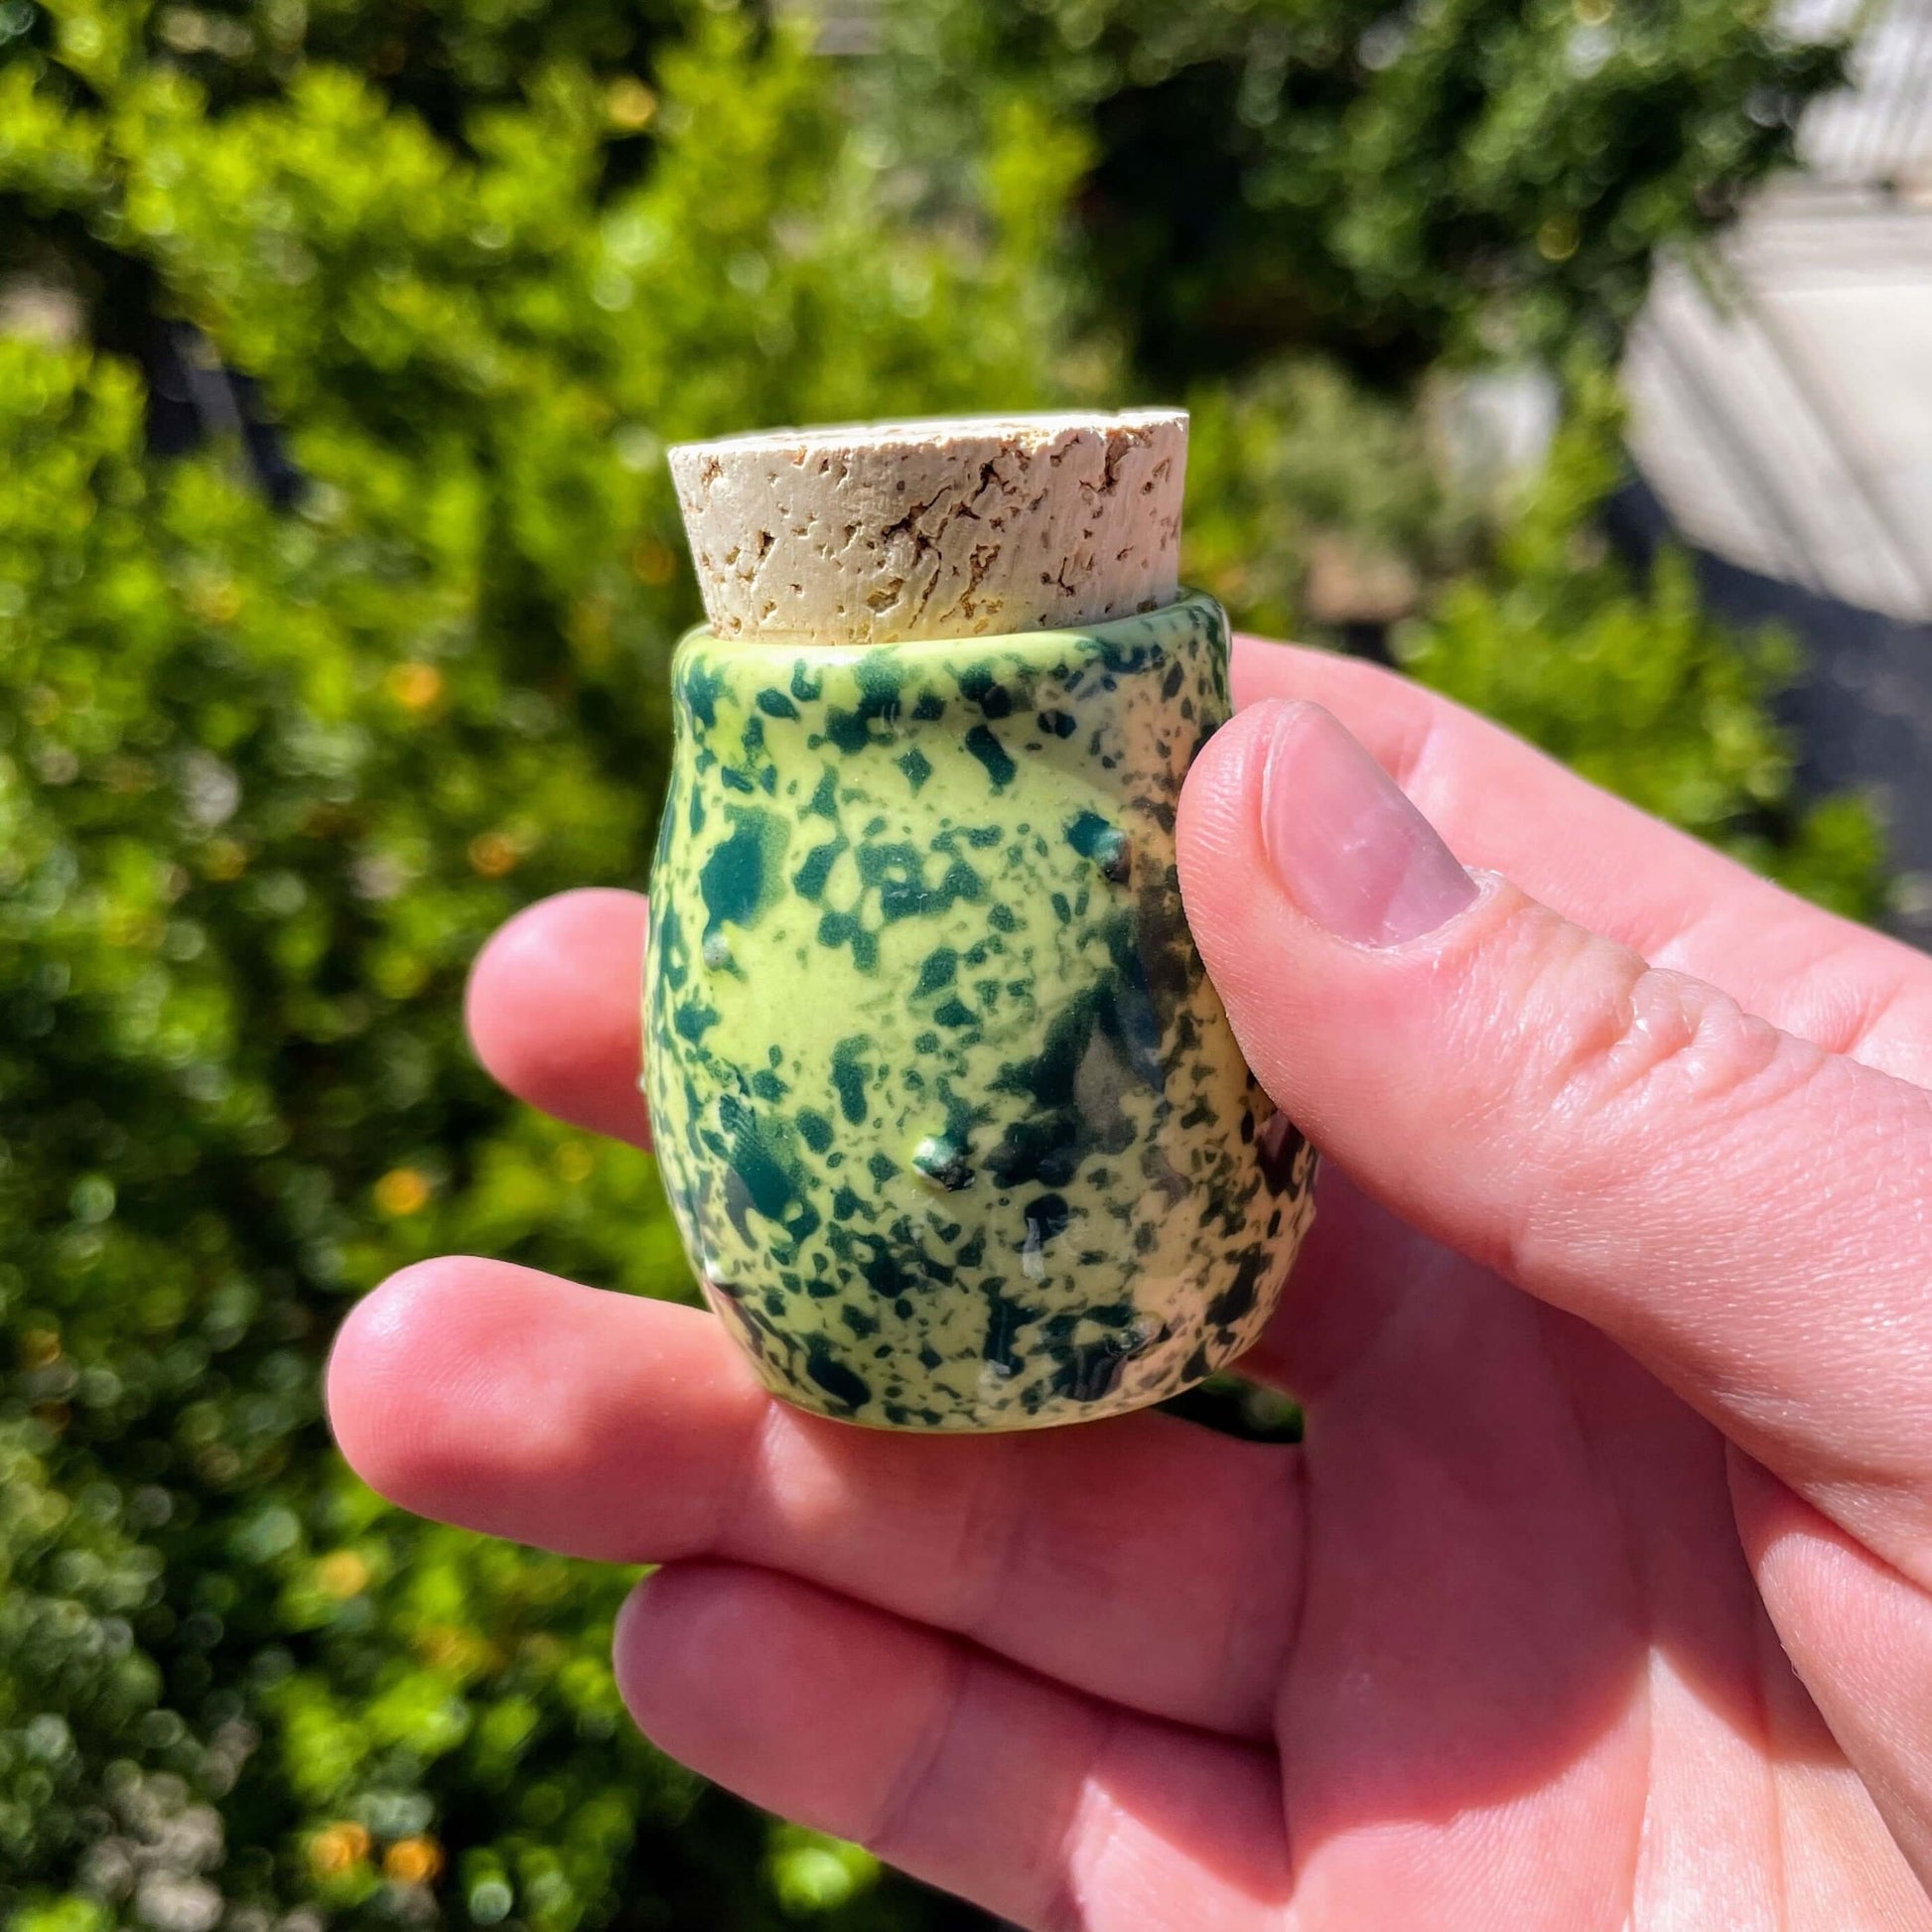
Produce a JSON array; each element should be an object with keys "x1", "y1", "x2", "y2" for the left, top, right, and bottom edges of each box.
[{"x1": 328, "y1": 637, "x2": 1932, "y2": 1928}]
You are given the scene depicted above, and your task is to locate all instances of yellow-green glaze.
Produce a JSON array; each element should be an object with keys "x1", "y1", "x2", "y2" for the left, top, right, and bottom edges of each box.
[{"x1": 643, "y1": 592, "x2": 1316, "y2": 1431}]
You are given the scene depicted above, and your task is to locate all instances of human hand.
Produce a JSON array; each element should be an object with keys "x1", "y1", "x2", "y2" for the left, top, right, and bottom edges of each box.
[{"x1": 328, "y1": 637, "x2": 1932, "y2": 1928}]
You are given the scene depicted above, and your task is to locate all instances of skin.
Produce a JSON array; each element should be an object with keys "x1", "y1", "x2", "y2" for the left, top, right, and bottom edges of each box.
[{"x1": 329, "y1": 635, "x2": 1932, "y2": 1929}]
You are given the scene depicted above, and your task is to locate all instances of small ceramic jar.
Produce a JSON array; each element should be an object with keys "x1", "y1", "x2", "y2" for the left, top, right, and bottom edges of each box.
[{"x1": 643, "y1": 589, "x2": 1316, "y2": 1431}]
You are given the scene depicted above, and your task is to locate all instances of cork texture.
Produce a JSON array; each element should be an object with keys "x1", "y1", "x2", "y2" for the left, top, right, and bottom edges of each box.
[{"x1": 668, "y1": 410, "x2": 1185, "y2": 645}]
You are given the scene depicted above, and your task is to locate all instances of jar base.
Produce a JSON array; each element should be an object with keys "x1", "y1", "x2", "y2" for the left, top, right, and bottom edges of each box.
[{"x1": 700, "y1": 1262, "x2": 1304, "y2": 1434}]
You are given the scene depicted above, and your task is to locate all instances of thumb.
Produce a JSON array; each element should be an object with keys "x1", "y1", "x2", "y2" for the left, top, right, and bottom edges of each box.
[{"x1": 1177, "y1": 700, "x2": 1932, "y2": 1578}]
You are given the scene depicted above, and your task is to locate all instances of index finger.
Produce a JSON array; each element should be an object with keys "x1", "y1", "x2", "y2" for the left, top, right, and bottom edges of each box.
[{"x1": 466, "y1": 886, "x2": 651, "y2": 1146}]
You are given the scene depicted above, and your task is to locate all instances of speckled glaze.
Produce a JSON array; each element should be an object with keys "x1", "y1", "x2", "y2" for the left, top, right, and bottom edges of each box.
[{"x1": 643, "y1": 592, "x2": 1316, "y2": 1431}]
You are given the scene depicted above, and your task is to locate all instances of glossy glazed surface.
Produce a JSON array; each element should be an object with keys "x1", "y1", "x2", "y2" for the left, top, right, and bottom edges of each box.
[{"x1": 644, "y1": 593, "x2": 1315, "y2": 1430}]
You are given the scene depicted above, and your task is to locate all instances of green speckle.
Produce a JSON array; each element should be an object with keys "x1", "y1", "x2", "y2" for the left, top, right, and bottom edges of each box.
[
  {"x1": 796, "y1": 1109, "x2": 834, "y2": 1154},
  {"x1": 805, "y1": 1343, "x2": 870, "y2": 1412},
  {"x1": 857, "y1": 842, "x2": 932, "y2": 920},
  {"x1": 938, "y1": 859, "x2": 983, "y2": 904},
  {"x1": 718, "y1": 1093, "x2": 803, "y2": 1230},
  {"x1": 700, "y1": 807, "x2": 788, "y2": 939},
  {"x1": 981, "y1": 1281, "x2": 1034, "y2": 1377},
  {"x1": 680, "y1": 654, "x2": 728, "y2": 730},
  {"x1": 958, "y1": 667, "x2": 1013, "y2": 718},
  {"x1": 912, "y1": 1135, "x2": 974, "y2": 1191},
  {"x1": 825, "y1": 709, "x2": 871, "y2": 755},
  {"x1": 964, "y1": 724, "x2": 1016, "y2": 790},
  {"x1": 791, "y1": 835, "x2": 846, "y2": 901},
  {"x1": 673, "y1": 1001, "x2": 719, "y2": 1043},
  {"x1": 1048, "y1": 1331, "x2": 1145, "y2": 1404},
  {"x1": 830, "y1": 1036, "x2": 871, "y2": 1125},
  {"x1": 914, "y1": 947, "x2": 958, "y2": 996},
  {"x1": 897, "y1": 748, "x2": 932, "y2": 792},
  {"x1": 817, "y1": 909, "x2": 880, "y2": 972},
  {"x1": 1024, "y1": 1193, "x2": 1071, "y2": 1246},
  {"x1": 1066, "y1": 810, "x2": 1132, "y2": 884},
  {"x1": 757, "y1": 688, "x2": 799, "y2": 720},
  {"x1": 1205, "y1": 1250, "x2": 1269, "y2": 1330}
]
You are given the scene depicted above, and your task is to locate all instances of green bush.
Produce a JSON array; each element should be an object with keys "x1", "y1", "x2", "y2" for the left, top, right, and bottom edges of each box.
[
  {"x1": 0, "y1": 1, "x2": 1886, "y2": 1928},
  {"x1": 868, "y1": 0, "x2": 1846, "y2": 381}
]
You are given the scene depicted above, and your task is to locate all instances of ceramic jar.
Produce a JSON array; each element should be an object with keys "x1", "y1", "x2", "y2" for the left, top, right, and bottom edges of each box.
[{"x1": 644, "y1": 589, "x2": 1315, "y2": 1431}]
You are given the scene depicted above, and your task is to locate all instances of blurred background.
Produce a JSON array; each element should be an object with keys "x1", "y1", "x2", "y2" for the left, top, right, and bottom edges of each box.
[{"x1": 1, "y1": 0, "x2": 1927, "y2": 1926}]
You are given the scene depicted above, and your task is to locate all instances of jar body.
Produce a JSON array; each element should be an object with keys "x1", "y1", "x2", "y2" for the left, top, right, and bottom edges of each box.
[{"x1": 644, "y1": 592, "x2": 1315, "y2": 1431}]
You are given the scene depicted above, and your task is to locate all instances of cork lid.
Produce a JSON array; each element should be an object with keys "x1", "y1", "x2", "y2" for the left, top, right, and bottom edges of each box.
[{"x1": 668, "y1": 410, "x2": 1186, "y2": 645}]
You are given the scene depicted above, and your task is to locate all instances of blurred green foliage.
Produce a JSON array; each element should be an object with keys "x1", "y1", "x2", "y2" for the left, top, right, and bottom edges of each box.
[
  {"x1": 868, "y1": 0, "x2": 1846, "y2": 382},
  {"x1": 0, "y1": 0, "x2": 1886, "y2": 1927}
]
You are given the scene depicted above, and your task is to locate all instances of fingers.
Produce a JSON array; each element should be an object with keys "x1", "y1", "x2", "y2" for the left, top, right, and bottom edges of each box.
[
  {"x1": 466, "y1": 887, "x2": 650, "y2": 1146},
  {"x1": 1230, "y1": 638, "x2": 1932, "y2": 1086},
  {"x1": 327, "y1": 1258, "x2": 1304, "y2": 1737},
  {"x1": 1727, "y1": 1450, "x2": 1932, "y2": 1901},
  {"x1": 615, "y1": 1563, "x2": 1288, "y2": 1932},
  {"x1": 1177, "y1": 700, "x2": 1932, "y2": 1580}
]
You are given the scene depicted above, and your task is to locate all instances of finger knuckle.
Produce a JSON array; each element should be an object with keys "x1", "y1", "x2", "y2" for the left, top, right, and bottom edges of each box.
[
  {"x1": 1560, "y1": 968, "x2": 1780, "y2": 1111},
  {"x1": 1507, "y1": 917, "x2": 1817, "y2": 1132},
  {"x1": 861, "y1": 1650, "x2": 970, "y2": 1861}
]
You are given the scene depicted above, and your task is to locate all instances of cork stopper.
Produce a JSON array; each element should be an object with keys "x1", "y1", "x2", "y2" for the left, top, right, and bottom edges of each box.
[{"x1": 668, "y1": 410, "x2": 1186, "y2": 645}]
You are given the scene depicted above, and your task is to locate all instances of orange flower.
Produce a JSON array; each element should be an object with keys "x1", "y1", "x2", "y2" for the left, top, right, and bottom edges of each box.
[
  {"x1": 606, "y1": 77, "x2": 657, "y2": 132},
  {"x1": 630, "y1": 537, "x2": 677, "y2": 586},
  {"x1": 315, "y1": 1550, "x2": 370, "y2": 1598},
  {"x1": 373, "y1": 1168, "x2": 431, "y2": 1217},
  {"x1": 385, "y1": 1837, "x2": 446, "y2": 1886},
  {"x1": 385, "y1": 662, "x2": 445, "y2": 711},
  {"x1": 467, "y1": 832, "x2": 519, "y2": 879},
  {"x1": 309, "y1": 1823, "x2": 372, "y2": 1876}
]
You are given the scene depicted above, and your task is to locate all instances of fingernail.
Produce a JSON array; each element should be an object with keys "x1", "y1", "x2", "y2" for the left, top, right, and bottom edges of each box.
[{"x1": 1260, "y1": 703, "x2": 1477, "y2": 946}]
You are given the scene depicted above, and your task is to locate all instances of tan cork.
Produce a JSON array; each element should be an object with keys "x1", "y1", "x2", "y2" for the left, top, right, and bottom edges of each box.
[{"x1": 668, "y1": 410, "x2": 1186, "y2": 645}]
